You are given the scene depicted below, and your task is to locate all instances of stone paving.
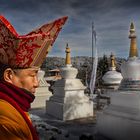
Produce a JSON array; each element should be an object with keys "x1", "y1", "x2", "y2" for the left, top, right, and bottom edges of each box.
[{"x1": 29, "y1": 108, "x2": 109, "y2": 140}]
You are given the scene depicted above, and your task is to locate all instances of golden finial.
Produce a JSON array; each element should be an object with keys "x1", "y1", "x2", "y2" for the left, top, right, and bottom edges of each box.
[
  {"x1": 129, "y1": 22, "x2": 138, "y2": 57},
  {"x1": 110, "y1": 52, "x2": 116, "y2": 69},
  {"x1": 65, "y1": 43, "x2": 71, "y2": 65},
  {"x1": 130, "y1": 22, "x2": 134, "y2": 30}
]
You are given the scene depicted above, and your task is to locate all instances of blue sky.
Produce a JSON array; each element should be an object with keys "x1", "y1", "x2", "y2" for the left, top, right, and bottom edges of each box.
[{"x1": 0, "y1": 0, "x2": 140, "y2": 58}]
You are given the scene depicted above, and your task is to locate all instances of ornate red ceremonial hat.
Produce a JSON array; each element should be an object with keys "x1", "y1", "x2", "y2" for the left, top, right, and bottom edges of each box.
[{"x1": 0, "y1": 15, "x2": 68, "y2": 68}]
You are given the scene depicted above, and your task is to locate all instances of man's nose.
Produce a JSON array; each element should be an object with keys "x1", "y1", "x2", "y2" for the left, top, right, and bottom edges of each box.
[{"x1": 34, "y1": 76, "x2": 39, "y2": 88}]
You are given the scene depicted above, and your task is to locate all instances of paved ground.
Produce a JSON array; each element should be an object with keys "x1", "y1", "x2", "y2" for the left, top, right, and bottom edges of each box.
[{"x1": 29, "y1": 108, "x2": 109, "y2": 140}]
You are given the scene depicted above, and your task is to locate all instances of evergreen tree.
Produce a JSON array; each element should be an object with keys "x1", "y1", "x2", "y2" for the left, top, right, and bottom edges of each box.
[{"x1": 96, "y1": 54, "x2": 109, "y2": 87}]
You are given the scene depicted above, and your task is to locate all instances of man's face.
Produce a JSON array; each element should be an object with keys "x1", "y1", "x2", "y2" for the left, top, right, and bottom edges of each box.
[{"x1": 12, "y1": 68, "x2": 39, "y2": 94}]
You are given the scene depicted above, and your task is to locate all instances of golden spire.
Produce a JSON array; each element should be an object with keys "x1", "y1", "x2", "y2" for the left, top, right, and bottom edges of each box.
[
  {"x1": 65, "y1": 43, "x2": 71, "y2": 65},
  {"x1": 110, "y1": 53, "x2": 116, "y2": 70},
  {"x1": 129, "y1": 22, "x2": 138, "y2": 57}
]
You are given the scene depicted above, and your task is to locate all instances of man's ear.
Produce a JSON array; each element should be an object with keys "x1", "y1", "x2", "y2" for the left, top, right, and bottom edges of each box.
[{"x1": 3, "y1": 68, "x2": 14, "y2": 84}]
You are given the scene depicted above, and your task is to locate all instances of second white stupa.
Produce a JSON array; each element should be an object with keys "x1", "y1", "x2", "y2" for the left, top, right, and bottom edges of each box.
[
  {"x1": 102, "y1": 53, "x2": 123, "y2": 90},
  {"x1": 46, "y1": 44, "x2": 94, "y2": 121}
]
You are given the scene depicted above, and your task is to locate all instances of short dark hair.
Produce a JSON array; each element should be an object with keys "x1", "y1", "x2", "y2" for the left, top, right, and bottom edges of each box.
[
  {"x1": 0, "y1": 63, "x2": 27, "y2": 81},
  {"x1": 0, "y1": 63, "x2": 10, "y2": 81}
]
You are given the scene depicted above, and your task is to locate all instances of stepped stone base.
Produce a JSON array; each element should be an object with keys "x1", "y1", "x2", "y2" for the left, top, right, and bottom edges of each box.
[
  {"x1": 46, "y1": 95, "x2": 93, "y2": 121},
  {"x1": 46, "y1": 64, "x2": 94, "y2": 121}
]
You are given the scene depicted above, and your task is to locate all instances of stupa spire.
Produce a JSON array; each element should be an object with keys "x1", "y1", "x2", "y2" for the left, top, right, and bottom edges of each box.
[
  {"x1": 109, "y1": 52, "x2": 116, "y2": 70},
  {"x1": 129, "y1": 22, "x2": 138, "y2": 57},
  {"x1": 65, "y1": 43, "x2": 71, "y2": 65}
]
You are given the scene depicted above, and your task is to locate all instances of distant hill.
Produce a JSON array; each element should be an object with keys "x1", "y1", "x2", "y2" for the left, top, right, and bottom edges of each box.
[
  {"x1": 42, "y1": 56, "x2": 125, "y2": 70},
  {"x1": 41, "y1": 56, "x2": 126, "y2": 86}
]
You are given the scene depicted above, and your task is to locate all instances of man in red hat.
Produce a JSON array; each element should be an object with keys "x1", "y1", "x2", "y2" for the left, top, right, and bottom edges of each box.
[{"x1": 0, "y1": 15, "x2": 67, "y2": 140}]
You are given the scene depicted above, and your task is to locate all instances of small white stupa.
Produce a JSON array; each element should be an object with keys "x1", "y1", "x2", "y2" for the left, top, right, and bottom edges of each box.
[
  {"x1": 46, "y1": 44, "x2": 94, "y2": 121},
  {"x1": 102, "y1": 53, "x2": 123, "y2": 90},
  {"x1": 31, "y1": 69, "x2": 52, "y2": 108},
  {"x1": 97, "y1": 23, "x2": 140, "y2": 140}
]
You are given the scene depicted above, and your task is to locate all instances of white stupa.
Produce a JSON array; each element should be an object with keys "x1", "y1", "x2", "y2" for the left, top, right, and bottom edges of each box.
[
  {"x1": 102, "y1": 53, "x2": 123, "y2": 90},
  {"x1": 31, "y1": 69, "x2": 52, "y2": 108},
  {"x1": 46, "y1": 44, "x2": 94, "y2": 121},
  {"x1": 97, "y1": 23, "x2": 140, "y2": 140}
]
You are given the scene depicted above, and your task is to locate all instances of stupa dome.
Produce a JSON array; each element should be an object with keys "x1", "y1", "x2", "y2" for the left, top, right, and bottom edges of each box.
[
  {"x1": 102, "y1": 70, "x2": 122, "y2": 85},
  {"x1": 121, "y1": 57, "x2": 140, "y2": 80}
]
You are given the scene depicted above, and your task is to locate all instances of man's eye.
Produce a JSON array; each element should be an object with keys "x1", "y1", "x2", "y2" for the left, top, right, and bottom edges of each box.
[{"x1": 30, "y1": 74, "x2": 36, "y2": 77}]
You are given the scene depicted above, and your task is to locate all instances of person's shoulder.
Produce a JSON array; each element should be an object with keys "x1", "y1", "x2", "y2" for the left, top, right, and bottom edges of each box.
[
  {"x1": 0, "y1": 99, "x2": 16, "y2": 110},
  {"x1": 0, "y1": 99, "x2": 32, "y2": 139},
  {"x1": 0, "y1": 99, "x2": 23, "y2": 122}
]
